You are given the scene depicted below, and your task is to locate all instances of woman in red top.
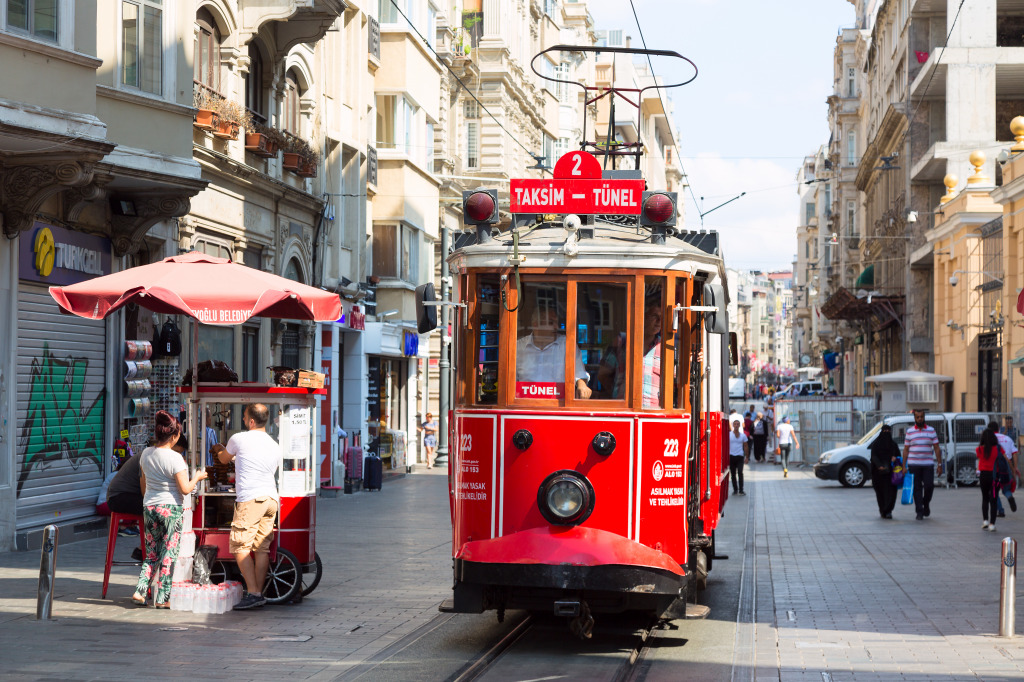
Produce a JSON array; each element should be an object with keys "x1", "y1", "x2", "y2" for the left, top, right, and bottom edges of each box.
[{"x1": 976, "y1": 427, "x2": 1000, "y2": 530}]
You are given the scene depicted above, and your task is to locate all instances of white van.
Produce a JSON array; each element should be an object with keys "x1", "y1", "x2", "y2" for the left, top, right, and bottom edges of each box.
[
  {"x1": 782, "y1": 380, "x2": 824, "y2": 396},
  {"x1": 812, "y1": 412, "x2": 991, "y2": 487},
  {"x1": 728, "y1": 378, "x2": 746, "y2": 401}
]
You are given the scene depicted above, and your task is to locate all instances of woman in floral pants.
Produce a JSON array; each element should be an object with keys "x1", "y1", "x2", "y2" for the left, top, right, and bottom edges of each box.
[{"x1": 135, "y1": 411, "x2": 207, "y2": 607}]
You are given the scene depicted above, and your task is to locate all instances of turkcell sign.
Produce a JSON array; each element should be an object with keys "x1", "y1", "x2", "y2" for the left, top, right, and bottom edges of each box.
[{"x1": 510, "y1": 178, "x2": 646, "y2": 215}]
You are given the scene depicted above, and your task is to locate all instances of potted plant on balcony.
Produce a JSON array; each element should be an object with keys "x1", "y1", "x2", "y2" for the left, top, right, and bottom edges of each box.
[
  {"x1": 245, "y1": 122, "x2": 282, "y2": 158},
  {"x1": 282, "y1": 135, "x2": 318, "y2": 177},
  {"x1": 212, "y1": 99, "x2": 250, "y2": 141},
  {"x1": 193, "y1": 88, "x2": 219, "y2": 130}
]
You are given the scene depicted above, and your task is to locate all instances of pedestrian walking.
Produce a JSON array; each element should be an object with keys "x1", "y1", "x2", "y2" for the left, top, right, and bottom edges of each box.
[
  {"x1": 776, "y1": 416, "x2": 799, "y2": 477},
  {"x1": 869, "y1": 424, "x2": 899, "y2": 519},
  {"x1": 977, "y1": 426, "x2": 1001, "y2": 531},
  {"x1": 751, "y1": 412, "x2": 768, "y2": 462},
  {"x1": 993, "y1": 421, "x2": 1020, "y2": 517},
  {"x1": 902, "y1": 409, "x2": 943, "y2": 521},
  {"x1": 728, "y1": 418, "x2": 749, "y2": 495},
  {"x1": 419, "y1": 412, "x2": 438, "y2": 469}
]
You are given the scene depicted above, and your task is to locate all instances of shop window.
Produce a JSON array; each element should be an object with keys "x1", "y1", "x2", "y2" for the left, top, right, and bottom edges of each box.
[
  {"x1": 242, "y1": 325, "x2": 259, "y2": 382},
  {"x1": 199, "y1": 324, "x2": 234, "y2": 369},
  {"x1": 124, "y1": 0, "x2": 162, "y2": 94},
  {"x1": 474, "y1": 275, "x2": 500, "y2": 405},
  {"x1": 577, "y1": 281, "x2": 629, "y2": 402},
  {"x1": 281, "y1": 325, "x2": 299, "y2": 368},
  {"x1": 7, "y1": 0, "x2": 57, "y2": 41}
]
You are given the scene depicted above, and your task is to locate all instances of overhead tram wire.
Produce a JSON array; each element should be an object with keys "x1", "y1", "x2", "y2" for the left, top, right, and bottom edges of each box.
[
  {"x1": 388, "y1": 0, "x2": 549, "y2": 172},
  {"x1": 628, "y1": 0, "x2": 705, "y2": 225}
]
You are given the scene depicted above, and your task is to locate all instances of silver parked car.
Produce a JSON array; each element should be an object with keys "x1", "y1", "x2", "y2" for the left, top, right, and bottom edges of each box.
[{"x1": 813, "y1": 412, "x2": 990, "y2": 488}]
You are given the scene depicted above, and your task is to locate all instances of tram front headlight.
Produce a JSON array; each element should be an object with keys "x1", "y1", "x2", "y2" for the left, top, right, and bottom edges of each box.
[{"x1": 537, "y1": 471, "x2": 595, "y2": 526}]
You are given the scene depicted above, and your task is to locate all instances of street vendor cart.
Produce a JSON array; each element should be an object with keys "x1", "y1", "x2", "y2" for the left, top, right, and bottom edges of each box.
[
  {"x1": 48, "y1": 251, "x2": 341, "y2": 604},
  {"x1": 182, "y1": 383, "x2": 325, "y2": 603}
]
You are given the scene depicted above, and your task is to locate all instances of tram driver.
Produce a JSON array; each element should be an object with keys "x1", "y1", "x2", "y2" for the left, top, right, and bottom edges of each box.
[{"x1": 516, "y1": 286, "x2": 592, "y2": 399}]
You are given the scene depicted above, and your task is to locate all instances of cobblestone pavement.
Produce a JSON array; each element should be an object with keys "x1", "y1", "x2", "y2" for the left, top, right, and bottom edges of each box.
[
  {"x1": 3, "y1": 461, "x2": 1024, "y2": 681},
  {"x1": 740, "y1": 461, "x2": 1024, "y2": 681},
  {"x1": 0, "y1": 467, "x2": 452, "y2": 681}
]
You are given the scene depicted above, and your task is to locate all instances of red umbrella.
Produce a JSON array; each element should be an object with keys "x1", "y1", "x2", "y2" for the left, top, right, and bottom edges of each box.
[{"x1": 49, "y1": 251, "x2": 341, "y2": 323}]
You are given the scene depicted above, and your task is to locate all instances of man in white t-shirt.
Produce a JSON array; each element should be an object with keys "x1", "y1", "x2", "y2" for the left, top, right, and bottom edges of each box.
[
  {"x1": 217, "y1": 403, "x2": 280, "y2": 610},
  {"x1": 516, "y1": 302, "x2": 591, "y2": 399},
  {"x1": 729, "y1": 418, "x2": 750, "y2": 495}
]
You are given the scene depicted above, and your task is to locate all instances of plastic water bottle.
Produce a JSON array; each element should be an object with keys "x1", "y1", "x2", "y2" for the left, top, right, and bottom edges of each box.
[
  {"x1": 169, "y1": 582, "x2": 180, "y2": 610},
  {"x1": 181, "y1": 582, "x2": 193, "y2": 612},
  {"x1": 231, "y1": 582, "x2": 242, "y2": 605},
  {"x1": 218, "y1": 585, "x2": 229, "y2": 613},
  {"x1": 198, "y1": 586, "x2": 210, "y2": 614},
  {"x1": 204, "y1": 586, "x2": 215, "y2": 614}
]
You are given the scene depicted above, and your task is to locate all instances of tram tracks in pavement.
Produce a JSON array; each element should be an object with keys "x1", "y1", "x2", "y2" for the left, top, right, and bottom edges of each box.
[
  {"x1": 333, "y1": 606, "x2": 659, "y2": 682},
  {"x1": 453, "y1": 612, "x2": 660, "y2": 682}
]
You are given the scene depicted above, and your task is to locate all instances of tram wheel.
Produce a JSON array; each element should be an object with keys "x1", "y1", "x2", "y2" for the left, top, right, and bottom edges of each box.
[
  {"x1": 301, "y1": 552, "x2": 323, "y2": 596},
  {"x1": 263, "y1": 548, "x2": 301, "y2": 604}
]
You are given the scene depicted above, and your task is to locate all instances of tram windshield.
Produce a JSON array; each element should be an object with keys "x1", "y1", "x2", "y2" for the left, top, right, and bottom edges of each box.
[{"x1": 464, "y1": 272, "x2": 688, "y2": 409}]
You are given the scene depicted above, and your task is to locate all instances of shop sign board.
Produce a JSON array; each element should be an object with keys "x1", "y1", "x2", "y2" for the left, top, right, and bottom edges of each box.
[{"x1": 19, "y1": 221, "x2": 111, "y2": 285}]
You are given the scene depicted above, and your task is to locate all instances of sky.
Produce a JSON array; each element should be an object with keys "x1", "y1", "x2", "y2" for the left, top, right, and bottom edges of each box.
[{"x1": 585, "y1": 0, "x2": 856, "y2": 271}]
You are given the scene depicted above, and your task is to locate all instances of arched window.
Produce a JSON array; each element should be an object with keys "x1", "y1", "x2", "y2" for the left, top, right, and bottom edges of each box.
[
  {"x1": 245, "y1": 41, "x2": 266, "y2": 122},
  {"x1": 284, "y1": 258, "x2": 304, "y2": 284},
  {"x1": 284, "y1": 69, "x2": 301, "y2": 134},
  {"x1": 194, "y1": 9, "x2": 221, "y2": 93}
]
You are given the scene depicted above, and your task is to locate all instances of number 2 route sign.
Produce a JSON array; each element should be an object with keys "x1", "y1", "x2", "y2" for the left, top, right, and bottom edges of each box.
[{"x1": 510, "y1": 150, "x2": 646, "y2": 215}]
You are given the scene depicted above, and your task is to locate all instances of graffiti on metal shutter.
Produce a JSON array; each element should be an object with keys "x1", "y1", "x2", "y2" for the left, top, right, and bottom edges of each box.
[{"x1": 17, "y1": 343, "x2": 106, "y2": 497}]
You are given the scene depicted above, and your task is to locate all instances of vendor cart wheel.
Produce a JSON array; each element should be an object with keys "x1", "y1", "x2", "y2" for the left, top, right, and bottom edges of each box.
[
  {"x1": 209, "y1": 560, "x2": 231, "y2": 585},
  {"x1": 301, "y1": 552, "x2": 323, "y2": 596},
  {"x1": 263, "y1": 547, "x2": 301, "y2": 605}
]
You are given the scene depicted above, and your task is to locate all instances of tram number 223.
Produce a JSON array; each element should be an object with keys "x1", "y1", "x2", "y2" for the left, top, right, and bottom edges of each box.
[
  {"x1": 663, "y1": 439, "x2": 680, "y2": 458},
  {"x1": 460, "y1": 434, "x2": 473, "y2": 453}
]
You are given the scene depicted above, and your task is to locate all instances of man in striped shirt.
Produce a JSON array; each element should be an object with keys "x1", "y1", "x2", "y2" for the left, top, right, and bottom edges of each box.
[{"x1": 901, "y1": 410, "x2": 943, "y2": 520}]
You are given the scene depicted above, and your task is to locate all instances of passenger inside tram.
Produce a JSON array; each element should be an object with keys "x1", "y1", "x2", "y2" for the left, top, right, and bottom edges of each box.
[
  {"x1": 516, "y1": 283, "x2": 592, "y2": 399},
  {"x1": 595, "y1": 287, "x2": 663, "y2": 406}
]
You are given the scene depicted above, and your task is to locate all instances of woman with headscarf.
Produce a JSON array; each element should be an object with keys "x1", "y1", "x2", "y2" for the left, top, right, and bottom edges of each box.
[{"x1": 869, "y1": 424, "x2": 899, "y2": 519}]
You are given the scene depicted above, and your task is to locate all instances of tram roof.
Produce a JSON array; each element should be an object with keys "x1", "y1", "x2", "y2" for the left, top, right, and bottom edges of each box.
[{"x1": 449, "y1": 223, "x2": 727, "y2": 279}]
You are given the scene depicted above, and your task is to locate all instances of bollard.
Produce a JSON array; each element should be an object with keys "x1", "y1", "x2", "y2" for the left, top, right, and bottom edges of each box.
[
  {"x1": 999, "y1": 537, "x2": 1017, "y2": 638},
  {"x1": 36, "y1": 524, "x2": 59, "y2": 620}
]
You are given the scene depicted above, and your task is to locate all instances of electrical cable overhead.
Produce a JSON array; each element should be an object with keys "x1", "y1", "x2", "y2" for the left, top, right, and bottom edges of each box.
[
  {"x1": 628, "y1": 0, "x2": 705, "y2": 224},
  {"x1": 389, "y1": 0, "x2": 549, "y2": 173}
]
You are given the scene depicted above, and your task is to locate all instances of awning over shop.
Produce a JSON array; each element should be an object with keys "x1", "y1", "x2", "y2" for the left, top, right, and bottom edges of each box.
[
  {"x1": 820, "y1": 287, "x2": 873, "y2": 320},
  {"x1": 854, "y1": 264, "x2": 874, "y2": 289}
]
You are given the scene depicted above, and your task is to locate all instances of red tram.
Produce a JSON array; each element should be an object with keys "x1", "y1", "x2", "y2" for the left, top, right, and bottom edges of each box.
[{"x1": 420, "y1": 46, "x2": 733, "y2": 634}]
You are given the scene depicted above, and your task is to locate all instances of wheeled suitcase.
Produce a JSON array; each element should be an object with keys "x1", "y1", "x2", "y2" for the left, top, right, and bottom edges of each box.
[{"x1": 364, "y1": 454, "x2": 383, "y2": 491}]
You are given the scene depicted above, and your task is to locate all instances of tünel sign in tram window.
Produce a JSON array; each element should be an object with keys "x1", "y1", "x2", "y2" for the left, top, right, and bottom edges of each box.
[{"x1": 515, "y1": 281, "x2": 585, "y2": 399}]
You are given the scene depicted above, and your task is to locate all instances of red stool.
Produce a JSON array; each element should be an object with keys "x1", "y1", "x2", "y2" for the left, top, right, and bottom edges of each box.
[{"x1": 102, "y1": 512, "x2": 146, "y2": 599}]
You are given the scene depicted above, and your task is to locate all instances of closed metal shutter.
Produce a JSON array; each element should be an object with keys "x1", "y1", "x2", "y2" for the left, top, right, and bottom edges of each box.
[{"x1": 16, "y1": 285, "x2": 107, "y2": 529}]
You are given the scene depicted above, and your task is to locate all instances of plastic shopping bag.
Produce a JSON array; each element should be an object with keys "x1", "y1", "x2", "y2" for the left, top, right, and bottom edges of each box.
[
  {"x1": 891, "y1": 457, "x2": 905, "y2": 487},
  {"x1": 900, "y1": 472, "x2": 915, "y2": 505}
]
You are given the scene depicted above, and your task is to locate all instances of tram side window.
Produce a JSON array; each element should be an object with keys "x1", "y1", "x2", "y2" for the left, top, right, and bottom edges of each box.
[
  {"x1": 640, "y1": 277, "x2": 665, "y2": 408},
  {"x1": 516, "y1": 281, "x2": 589, "y2": 399},
  {"x1": 579, "y1": 282, "x2": 628, "y2": 401},
  {"x1": 475, "y1": 275, "x2": 500, "y2": 405}
]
